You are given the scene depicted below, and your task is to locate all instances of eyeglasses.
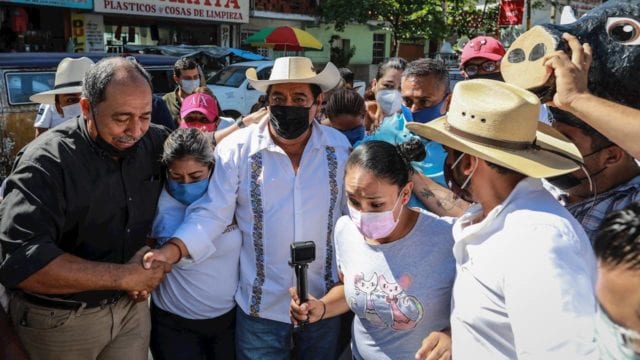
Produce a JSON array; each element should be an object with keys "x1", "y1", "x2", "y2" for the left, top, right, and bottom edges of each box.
[{"x1": 463, "y1": 61, "x2": 499, "y2": 77}]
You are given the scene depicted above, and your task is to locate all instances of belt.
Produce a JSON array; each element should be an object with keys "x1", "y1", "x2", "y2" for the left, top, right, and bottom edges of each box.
[{"x1": 20, "y1": 292, "x2": 122, "y2": 310}]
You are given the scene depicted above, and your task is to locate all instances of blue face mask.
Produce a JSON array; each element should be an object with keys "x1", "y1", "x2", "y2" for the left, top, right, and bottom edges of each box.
[
  {"x1": 166, "y1": 177, "x2": 209, "y2": 206},
  {"x1": 340, "y1": 125, "x2": 365, "y2": 146},
  {"x1": 407, "y1": 96, "x2": 448, "y2": 124}
]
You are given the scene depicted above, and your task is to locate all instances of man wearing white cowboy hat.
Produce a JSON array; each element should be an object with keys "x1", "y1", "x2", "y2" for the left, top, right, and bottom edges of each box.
[
  {"x1": 31, "y1": 57, "x2": 94, "y2": 137},
  {"x1": 147, "y1": 56, "x2": 350, "y2": 359},
  {"x1": 407, "y1": 79, "x2": 598, "y2": 359}
]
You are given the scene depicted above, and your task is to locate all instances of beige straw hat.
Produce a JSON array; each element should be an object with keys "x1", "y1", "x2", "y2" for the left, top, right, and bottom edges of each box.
[
  {"x1": 406, "y1": 79, "x2": 583, "y2": 178},
  {"x1": 246, "y1": 57, "x2": 340, "y2": 93},
  {"x1": 30, "y1": 57, "x2": 95, "y2": 105}
]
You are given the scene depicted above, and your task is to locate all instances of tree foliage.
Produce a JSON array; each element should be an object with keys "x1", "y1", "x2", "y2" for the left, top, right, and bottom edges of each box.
[
  {"x1": 321, "y1": 0, "x2": 445, "y2": 55},
  {"x1": 445, "y1": 1, "x2": 501, "y2": 38},
  {"x1": 320, "y1": 0, "x2": 502, "y2": 55}
]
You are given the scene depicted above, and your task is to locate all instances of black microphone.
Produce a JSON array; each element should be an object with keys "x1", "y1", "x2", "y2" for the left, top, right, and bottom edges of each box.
[{"x1": 289, "y1": 241, "x2": 316, "y2": 331}]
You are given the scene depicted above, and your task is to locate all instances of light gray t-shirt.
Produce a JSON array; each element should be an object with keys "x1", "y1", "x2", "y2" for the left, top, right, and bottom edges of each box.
[{"x1": 335, "y1": 209, "x2": 456, "y2": 360}]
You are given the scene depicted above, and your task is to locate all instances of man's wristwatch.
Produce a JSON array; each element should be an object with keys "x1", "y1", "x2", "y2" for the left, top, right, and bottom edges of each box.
[{"x1": 235, "y1": 117, "x2": 246, "y2": 128}]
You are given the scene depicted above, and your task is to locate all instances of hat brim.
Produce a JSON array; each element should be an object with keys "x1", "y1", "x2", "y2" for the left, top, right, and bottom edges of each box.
[
  {"x1": 29, "y1": 86, "x2": 83, "y2": 105},
  {"x1": 407, "y1": 116, "x2": 583, "y2": 178},
  {"x1": 181, "y1": 107, "x2": 216, "y2": 122},
  {"x1": 461, "y1": 52, "x2": 504, "y2": 66},
  {"x1": 246, "y1": 62, "x2": 341, "y2": 93}
]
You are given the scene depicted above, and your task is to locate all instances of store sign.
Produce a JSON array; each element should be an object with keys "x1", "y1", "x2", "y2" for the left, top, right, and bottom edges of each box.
[
  {"x1": 94, "y1": 0, "x2": 249, "y2": 23},
  {"x1": 4, "y1": 0, "x2": 92, "y2": 9},
  {"x1": 499, "y1": 0, "x2": 525, "y2": 26},
  {"x1": 71, "y1": 13, "x2": 105, "y2": 52}
]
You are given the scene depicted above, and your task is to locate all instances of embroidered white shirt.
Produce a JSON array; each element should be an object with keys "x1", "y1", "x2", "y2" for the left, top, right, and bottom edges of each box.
[
  {"x1": 174, "y1": 119, "x2": 351, "y2": 323},
  {"x1": 450, "y1": 178, "x2": 598, "y2": 360}
]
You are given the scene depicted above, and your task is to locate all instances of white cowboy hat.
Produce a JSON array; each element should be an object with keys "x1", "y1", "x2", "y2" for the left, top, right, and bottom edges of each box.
[
  {"x1": 246, "y1": 57, "x2": 341, "y2": 93},
  {"x1": 406, "y1": 79, "x2": 583, "y2": 178},
  {"x1": 30, "y1": 57, "x2": 95, "y2": 105}
]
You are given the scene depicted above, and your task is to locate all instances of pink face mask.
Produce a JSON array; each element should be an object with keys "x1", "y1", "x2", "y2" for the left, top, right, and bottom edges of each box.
[{"x1": 348, "y1": 192, "x2": 405, "y2": 240}]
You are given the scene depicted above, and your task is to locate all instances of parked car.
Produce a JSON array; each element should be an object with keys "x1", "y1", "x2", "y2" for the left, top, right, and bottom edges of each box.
[
  {"x1": 207, "y1": 60, "x2": 366, "y2": 118},
  {"x1": 0, "y1": 52, "x2": 179, "y2": 177},
  {"x1": 207, "y1": 60, "x2": 273, "y2": 119}
]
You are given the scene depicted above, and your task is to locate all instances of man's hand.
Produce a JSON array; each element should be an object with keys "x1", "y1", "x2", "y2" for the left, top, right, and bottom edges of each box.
[
  {"x1": 142, "y1": 239, "x2": 184, "y2": 269},
  {"x1": 415, "y1": 330, "x2": 452, "y2": 360},
  {"x1": 543, "y1": 33, "x2": 592, "y2": 110},
  {"x1": 289, "y1": 287, "x2": 325, "y2": 325},
  {"x1": 142, "y1": 249, "x2": 171, "y2": 270},
  {"x1": 126, "y1": 246, "x2": 152, "y2": 302},
  {"x1": 122, "y1": 246, "x2": 171, "y2": 301}
]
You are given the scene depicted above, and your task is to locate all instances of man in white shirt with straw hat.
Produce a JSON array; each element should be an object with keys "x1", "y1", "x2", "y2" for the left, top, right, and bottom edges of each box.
[
  {"x1": 407, "y1": 79, "x2": 598, "y2": 359},
  {"x1": 31, "y1": 57, "x2": 94, "y2": 137},
  {"x1": 147, "y1": 56, "x2": 350, "y2": 359}
]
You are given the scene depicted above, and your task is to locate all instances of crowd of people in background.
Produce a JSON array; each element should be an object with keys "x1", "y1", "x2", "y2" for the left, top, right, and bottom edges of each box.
[{"x1": 0, "y1": 28, "x2": 640, "y2": 360}]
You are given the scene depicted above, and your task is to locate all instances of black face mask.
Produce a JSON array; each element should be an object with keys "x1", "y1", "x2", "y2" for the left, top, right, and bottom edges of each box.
[
  {"x1": 545, "y1": 145, "x2": 611, "y2": 190},
  {"x1": 468, "y1": 72, "x2": 504, "y2": 82},
  {"x1": 546, "y1": 166, "x2": 606, "y2": 190},
  {"x1": 269, "y1": 105, "x2": 312, "y2": 140}
]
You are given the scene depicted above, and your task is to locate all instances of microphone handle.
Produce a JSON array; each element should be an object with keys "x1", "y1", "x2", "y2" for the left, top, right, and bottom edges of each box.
[{"x1": 296, "y1": 264, "x2": 308, "y2": 304}]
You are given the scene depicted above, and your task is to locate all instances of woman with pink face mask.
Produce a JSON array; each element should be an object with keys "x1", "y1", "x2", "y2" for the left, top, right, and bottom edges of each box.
[{"x1": 290, "y1": 139, "x2": 456, "y2": 360}]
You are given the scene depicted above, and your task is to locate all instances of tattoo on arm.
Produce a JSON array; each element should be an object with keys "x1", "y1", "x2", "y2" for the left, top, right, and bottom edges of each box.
[
  {"x1": 418, "y1": 187, "x2": 461, "y2": 211},
  {"x1": 421, "y1": 189, "x2": 435, "y2": 199}
]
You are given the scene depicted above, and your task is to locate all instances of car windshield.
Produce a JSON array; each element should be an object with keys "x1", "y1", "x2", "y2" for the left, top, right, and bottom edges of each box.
[
  {"x1": 5, "y1": 72, "x2": 55, "y2": 105},
  {"x1": 207, "y1": 66, "x2": 250, "y2": 88}
]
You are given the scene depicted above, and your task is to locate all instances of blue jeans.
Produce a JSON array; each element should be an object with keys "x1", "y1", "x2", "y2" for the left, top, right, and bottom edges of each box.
[{"x1": 236, "y1": 307, "x2": 341, "y2": 360}]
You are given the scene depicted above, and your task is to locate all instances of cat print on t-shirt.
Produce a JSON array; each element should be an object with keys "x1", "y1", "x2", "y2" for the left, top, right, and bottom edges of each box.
[{"x1": 349, "y1": 272, "x2": 424, "y2": 331}]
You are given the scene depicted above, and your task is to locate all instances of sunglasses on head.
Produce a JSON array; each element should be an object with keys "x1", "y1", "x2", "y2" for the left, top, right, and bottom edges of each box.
[{"x1": 464, "y1": 61, "x2": 499, "y2": 77}]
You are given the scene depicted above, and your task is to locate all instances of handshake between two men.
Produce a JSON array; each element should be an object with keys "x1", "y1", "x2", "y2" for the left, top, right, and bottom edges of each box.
[{"x1": 128, "y1": 237, "x2": 189, "y2": 301}]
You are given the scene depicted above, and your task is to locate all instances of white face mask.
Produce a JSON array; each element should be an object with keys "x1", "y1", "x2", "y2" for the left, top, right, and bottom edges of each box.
[
  {"x1": 180, "y1": 79, "x2": 200, "y2": 95},
  {"x1": 375, "y1": 89, "x2": 403, "y2": 116},
  {"x1": 62, "y1": 102, "x2": 82, "y2": 120}
]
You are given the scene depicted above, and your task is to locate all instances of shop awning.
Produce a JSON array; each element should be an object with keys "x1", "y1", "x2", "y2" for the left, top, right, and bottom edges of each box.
[{"x1": 123, "y1": 44, "x2": 269, "y2": 61}]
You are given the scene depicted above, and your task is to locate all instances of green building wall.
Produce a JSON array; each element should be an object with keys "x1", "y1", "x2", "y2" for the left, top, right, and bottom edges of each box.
[{"x1": 303, "y1": 23, "x2": 391, "y2": 65}]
